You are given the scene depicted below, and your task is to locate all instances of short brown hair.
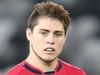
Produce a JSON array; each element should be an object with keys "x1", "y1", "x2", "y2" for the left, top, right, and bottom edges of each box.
[{"x1": 27, "y1": 1, "x2": 70, "y2": 34}]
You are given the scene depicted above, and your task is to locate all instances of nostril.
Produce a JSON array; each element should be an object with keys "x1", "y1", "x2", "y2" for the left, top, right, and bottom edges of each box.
[{"x1": 47, "y1": 42, "x2": 55, "y2": 44}]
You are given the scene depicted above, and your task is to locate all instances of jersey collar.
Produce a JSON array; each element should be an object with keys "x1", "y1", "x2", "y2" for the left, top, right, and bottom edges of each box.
[{"x1": 23, "y1": 60, "x2": 62, "y2": 74}]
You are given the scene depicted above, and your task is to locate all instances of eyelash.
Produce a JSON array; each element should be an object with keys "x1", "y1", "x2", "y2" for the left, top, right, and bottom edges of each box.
[
  {"x1": 39, "y1": 31, "x2": 63, "y2": 37},
  {"x1": 55, "y1": 33, "x2": 63, "y2": 36},
  {"x1": 40, "y1": 32, "x2": 47, "y2": 35}
]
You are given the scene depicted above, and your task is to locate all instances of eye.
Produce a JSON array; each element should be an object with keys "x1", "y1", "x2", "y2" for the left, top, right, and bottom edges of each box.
[
  {"x1": 39, "y1": 31, "x2": 48, "y2": 36},
  {"x1": 55, "y1": 33, "x2": 63, "y2": 37}
]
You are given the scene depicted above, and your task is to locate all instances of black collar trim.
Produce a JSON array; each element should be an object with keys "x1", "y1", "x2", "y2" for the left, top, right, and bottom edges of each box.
[
  {"x1": 23, "y1": 64, "x2": 41, "y2": 74},
  {"x1": 57, "y1": 60, "x2": 62, "y2": 71},
  {"x1": 23, "y1": 60, "x2": 62, "y2": 74},
  {"x1": 44, "y1": 71, "x2": 55, "y2": 74}
]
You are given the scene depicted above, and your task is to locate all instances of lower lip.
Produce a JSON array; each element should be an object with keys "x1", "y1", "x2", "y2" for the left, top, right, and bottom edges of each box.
[{"x1": 44, "y1": 51, "x2": 56, "y2": 55}]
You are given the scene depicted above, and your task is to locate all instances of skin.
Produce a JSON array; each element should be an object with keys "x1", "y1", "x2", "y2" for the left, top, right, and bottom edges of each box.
[{"x1": 26, "y1": 16, "x2": 67, "y2": 72}]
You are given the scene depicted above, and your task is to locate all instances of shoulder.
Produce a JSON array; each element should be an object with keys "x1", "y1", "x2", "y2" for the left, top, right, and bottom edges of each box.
[
  {"x1": 5, "y1": 61, "x2": 25, "y2": 75},
  {"x1": 59, "y1": 59, "x2": 86, "y2": 75}
]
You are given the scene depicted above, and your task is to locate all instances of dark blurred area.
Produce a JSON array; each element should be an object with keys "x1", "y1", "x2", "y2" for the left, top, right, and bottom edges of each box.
[{"x1": 0, "y1": 0, "x2": 100, "y2": 75}]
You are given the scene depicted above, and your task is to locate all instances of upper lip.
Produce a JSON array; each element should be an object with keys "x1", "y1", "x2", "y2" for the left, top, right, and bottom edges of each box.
[{"x1": 44, "y1": 47, "x2": 55, "y2": 51}]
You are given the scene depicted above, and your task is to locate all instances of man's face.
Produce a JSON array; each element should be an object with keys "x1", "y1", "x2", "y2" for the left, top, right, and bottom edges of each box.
[{"x1": 26, "y1": 17, "x2": 66, "y2": 62}]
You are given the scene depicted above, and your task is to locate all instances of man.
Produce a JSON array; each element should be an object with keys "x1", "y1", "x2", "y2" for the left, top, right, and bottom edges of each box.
[{"x1": 5, "y1": 1, "x2": 86, "y2": 75}]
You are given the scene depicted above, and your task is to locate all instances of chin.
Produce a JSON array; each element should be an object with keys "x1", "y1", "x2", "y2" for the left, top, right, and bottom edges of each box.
[{"x1": 42, "y1": 57, "x2": 57, "y2": 63}]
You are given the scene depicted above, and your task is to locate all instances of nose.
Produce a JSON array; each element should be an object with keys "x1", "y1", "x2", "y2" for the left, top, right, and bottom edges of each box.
[{"x1": 46, "y1": 34, "x2": 55, "y2": 45}]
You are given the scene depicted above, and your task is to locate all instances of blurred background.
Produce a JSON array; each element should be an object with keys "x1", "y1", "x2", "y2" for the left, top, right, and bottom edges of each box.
[{"x1": 0, "y1": 0, "x2": 100, "y2": 75}]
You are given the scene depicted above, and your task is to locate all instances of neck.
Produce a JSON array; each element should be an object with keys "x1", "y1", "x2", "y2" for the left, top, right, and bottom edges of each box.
[{"x1": 25, "y1": 49, "x2": 58, "y2": 72}]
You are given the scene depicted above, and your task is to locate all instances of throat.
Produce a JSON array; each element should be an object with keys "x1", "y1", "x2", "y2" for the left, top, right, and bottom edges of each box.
[
  {"x1": 25, "y1": 54, "x2": 58, "y2": 72},
  {"x1": 25, "y1": 46, "x2": 58, "y2": 72}
]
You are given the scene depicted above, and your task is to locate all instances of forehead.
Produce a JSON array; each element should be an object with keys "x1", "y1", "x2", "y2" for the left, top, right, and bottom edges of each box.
[{"x1": 34, "y1": 16, "x2": 64, "y2": 31}]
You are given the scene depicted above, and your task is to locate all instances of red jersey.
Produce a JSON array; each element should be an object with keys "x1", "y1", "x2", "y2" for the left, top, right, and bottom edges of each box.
[{"x1": 5, "y1": 59, "x2": 86, "y2": 75}]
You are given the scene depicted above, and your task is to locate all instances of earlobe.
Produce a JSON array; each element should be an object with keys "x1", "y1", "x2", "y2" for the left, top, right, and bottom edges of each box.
[{"x1": 26, "y1": 28, "x2": 32, "y2": 41}]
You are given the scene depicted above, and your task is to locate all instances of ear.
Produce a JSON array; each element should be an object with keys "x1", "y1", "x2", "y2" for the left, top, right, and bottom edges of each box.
[
  {"x1": 26, "y1": 28, "x2": 33, "y2": 41},
  {"x1": 63, "y1": 33, "x2": 68, "y2": 45}
]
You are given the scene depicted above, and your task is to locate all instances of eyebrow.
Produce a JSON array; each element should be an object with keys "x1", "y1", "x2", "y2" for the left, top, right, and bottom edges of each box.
[
  {"x1": 40, "y1": 29, "x2": 64, "y2": 33},
  {"x1": 54, "y1": 31, "x2": 63, "y2": 33},
  {"x1": 40, "y1": 29, "x2": 49, "y2": 32}
]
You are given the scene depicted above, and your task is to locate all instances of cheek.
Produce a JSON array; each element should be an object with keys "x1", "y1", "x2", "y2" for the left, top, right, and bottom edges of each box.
[
  {"x1": 32, "y1": 35, "x2": 45, "y2": 48},
  {"x1": 56, "y1": 38, "x2": 65, "y2": 49},
  {"x1": 57, "y1": 38, "x2": 65, "y2": 45}
]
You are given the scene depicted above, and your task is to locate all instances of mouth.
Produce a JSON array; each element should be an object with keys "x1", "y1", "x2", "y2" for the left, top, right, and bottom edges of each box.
[{"x1": 44, "y1": 47, "x2": 56, "y2": 52}]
